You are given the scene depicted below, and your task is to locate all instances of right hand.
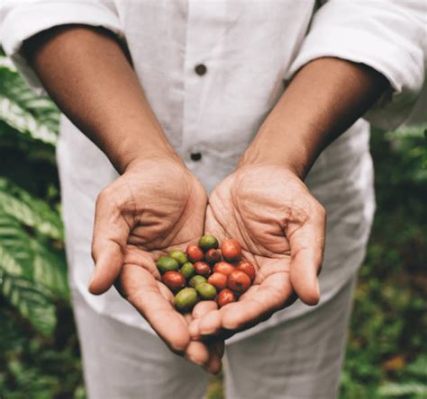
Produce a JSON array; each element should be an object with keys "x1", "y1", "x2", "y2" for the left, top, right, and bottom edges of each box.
[{"x1": 89, "y1": 157, "x2": 223, "y2": 373}]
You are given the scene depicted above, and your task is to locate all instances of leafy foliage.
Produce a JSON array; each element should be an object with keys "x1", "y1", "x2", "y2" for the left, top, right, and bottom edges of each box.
[
  {"x1": 0, "y1": 49, "x2": 83, "y2": 397},
  {"x1": 0, "y1": 48, "x2": 425, "y2": 398},
  {"x1": 339, "y1": 126, "x2": 427, "y2": 399}
]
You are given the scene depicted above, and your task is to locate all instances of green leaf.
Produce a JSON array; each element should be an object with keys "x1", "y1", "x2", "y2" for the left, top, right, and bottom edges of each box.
[
  {"x1": 0, "y1": 57, "x2": 60, "y2": 135},
  {"x1": 0, "y1": 213, "x2": 68, "y2": 301},
  {"x1": 0, "y1": 214, "x2": 34, "y2": 279},
  {"x1": 0, "y1": 271, "x2": 56, "y2": 336},
  {"x1": 378, "y1": 382, "x2": 427, "y2": 397},
  {"x1": 0, "y1": 95, "x2": 58, "y2": 145},
  {"x1": 0, "y1": 178, "x2": 63, "y2": 240},
  {"x1": 31, "y1": 239, "x2": 68, "y2": 300}
]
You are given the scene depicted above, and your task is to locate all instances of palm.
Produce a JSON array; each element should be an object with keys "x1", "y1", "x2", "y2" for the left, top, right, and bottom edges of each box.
[
  {"x1": 191, "y1": 165, "x2": 325, "y2": 339},
  {"x1": 90, "y1": 159, "x2": 223, "y2": 371}
]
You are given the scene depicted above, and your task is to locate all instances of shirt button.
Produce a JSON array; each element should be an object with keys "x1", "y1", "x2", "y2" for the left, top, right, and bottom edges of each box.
[
  {"x1": 190, "y1": 152, "x2": 202, "y2": 161},
  {"x1": 194, "y1": 64, "x2": 207, "y2": 76}
]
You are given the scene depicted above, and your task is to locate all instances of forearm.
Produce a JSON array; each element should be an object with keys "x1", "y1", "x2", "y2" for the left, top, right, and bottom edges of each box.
[
  {"x1": 23, "y1": 25, "x2": 177, "y2": 173},
  {"x1": 240, "y1": 57, "x2": 389, "y2": 178}
]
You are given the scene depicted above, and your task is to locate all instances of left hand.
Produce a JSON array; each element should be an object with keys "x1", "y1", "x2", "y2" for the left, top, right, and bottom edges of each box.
[{"x1": 189, "y1": 164, "x2": 326, "y2": 340}]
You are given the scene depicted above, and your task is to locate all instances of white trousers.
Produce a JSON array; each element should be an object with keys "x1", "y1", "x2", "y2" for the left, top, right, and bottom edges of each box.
[{"x1": 73, "y1": 276, "x2": 356, "y2": 399}]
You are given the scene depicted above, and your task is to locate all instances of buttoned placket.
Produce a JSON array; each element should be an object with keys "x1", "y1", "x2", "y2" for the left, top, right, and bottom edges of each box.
[{"x1": 182, "y1": 1, "x2": 228, "y2": 166}]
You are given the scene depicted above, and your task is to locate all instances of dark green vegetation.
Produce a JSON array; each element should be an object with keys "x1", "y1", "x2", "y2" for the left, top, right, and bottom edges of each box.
[{"x1": 0, "y1": 49, "x2": 426, "y2": 398}]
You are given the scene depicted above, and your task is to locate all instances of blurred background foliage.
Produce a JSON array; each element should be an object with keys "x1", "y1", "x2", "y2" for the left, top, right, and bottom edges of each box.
[{"x1": 0, "y1": 48, "x2": 426, "y2": 399}]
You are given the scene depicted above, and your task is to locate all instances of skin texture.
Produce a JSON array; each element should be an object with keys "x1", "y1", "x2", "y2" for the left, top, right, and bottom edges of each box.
[{"x1": 24, "y1": 25, "x2": 389, "y2": 370}]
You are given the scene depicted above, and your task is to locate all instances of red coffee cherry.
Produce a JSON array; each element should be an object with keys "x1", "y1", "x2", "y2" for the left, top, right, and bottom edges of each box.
[
  {"x1": 236, "y1": 260, "x2": 256, "y2": 281},
  {"x1": 221, "y1": 239, "x2": 242, "y2": 262},
  {"x1": 161, "y1": 271, "x2": 186, "y2": 292},
  {"x1": 217, "y1": 288, "x2": 237, "y2": 308},
  {"x1": 193, "y1": 261, "x2": 212, "y2": 277},
  {"x1": 208, "y1": 272, "x2": 228, "y2": 290},
  {"x1": 186, "y1": 244, "x2": 204, "y2": 262},
  {"x1": 205, "y1": 248, "x2": 222, "y2": 265},
  {"x1": 228, "y1": 270, "x2": 251, "y2": 294},
  {"x1": 213, "y1": 261, "x2": 235, "y2": 276}
]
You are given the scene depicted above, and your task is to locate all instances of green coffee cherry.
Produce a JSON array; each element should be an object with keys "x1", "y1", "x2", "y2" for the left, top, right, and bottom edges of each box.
[
  {"x1": 196, "y1": 283, "x2": 217, "y2": 300},
  {"x1": 174, "y1": 287, "x2": 198, "y2": 312},
  {"x1": 198, "y1": 234, "x2": 219, "y2": 252},
  {"x1": 156, "y1": 256, "x2": 179, "y2": 274},
  {"x1": 169, "y1": 249, "x2": 188, "y2": 266},
  {"x1": 180, "y1": 262, "x2": 195, "y2": 279},
  {"x1": 189, "y1": 275, "x2": 207, "y2": 288}
]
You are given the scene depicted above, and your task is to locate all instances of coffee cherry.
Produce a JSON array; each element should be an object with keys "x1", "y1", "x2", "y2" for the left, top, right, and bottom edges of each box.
[
  {"x1": 186, "y1": 244, "x2": 204, "y2": 262},
  {"x1": 236, "y1": 260, "x2": 256, "y2": 281},
  {"x1": 180, "y1": 262, "x2": 195, "y2": 279},
  {"x1": 196, "y1": 282, "x2": 217, "y2": 300},
  {"x1": 213, "y1": 261, "x2": 235, "y2": 276},
  {"x1": 156, "y1": 256, "x2": 179, "y2": 274},
  {"x1": 217, "y1": 289, "x2": 236, "y2": 308},
  {"x1": 205, "y1": 248, "x2": 222, "y2": 265},
  {"x1": 198, "y1": 234, "x2": 219, "y2": 252},
  {"x1": 208, "y1": 272, "x2": 228, "y2": 290},
  {"x1": 174, "y1": 288, "x2": 198, "y2": 312},
  {"x1": 189, "y1": 275, "x2": 207, "y2": 288},
  {"x1": 221, "y1": 239, "x2": 242, "y2": 262},
  {"x1": 169, "y1": 249, "x2": 188, "y2": 266},
  {"x1": 161, "y1": 271, "x2": 185, "y2": 292},
  {"x1": 193, "y1": 261, "x2": 211, "y2": 277},
  {"x1": 228, "y1": 270, "x2": 251, "y2": 294}
]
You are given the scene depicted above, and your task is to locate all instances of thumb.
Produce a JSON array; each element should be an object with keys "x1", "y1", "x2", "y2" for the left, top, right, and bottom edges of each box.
[
  {"x1": 288, "y1": 209, "x2": 325, "y2": 306},
  {"x1": 90, "y1": 240, "x2": 124, "y2": 295},
  {"x1": 290, "y1": 252, "x2": 320, "y2": 306},
  {"x1": 89, "y1": 190, "x2": 130, "y2": 295}
]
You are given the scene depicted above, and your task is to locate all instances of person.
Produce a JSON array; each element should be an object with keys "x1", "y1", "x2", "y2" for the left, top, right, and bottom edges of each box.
[{"x1": 1, "y1": 1, "x2": 425, "y2": 398}]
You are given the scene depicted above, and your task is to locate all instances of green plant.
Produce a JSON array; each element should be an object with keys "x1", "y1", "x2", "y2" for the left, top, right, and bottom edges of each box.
[
  {"x1": 0, "y1": 49, "x2": 84, "y2": 398},
  {"x1": 339, "y1": 126, "x2": 427, "y2": 399}
]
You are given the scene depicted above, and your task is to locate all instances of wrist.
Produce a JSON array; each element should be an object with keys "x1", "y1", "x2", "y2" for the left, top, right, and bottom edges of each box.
[
  {"x1": 122, "y1": 149, "x2": 185, "y2": 174},
  {"x1": 109, "y1": 130, "x2": 181, "y2": 174},
  {"x1": 238, "y1": 133, "x2": 311, "y2": 179}
]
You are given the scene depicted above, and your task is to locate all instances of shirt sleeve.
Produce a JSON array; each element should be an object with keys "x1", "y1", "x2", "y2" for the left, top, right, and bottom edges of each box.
[
  {"x1": 287, "y1": 0, "x2": 427, "y2": 130},
  {"x1": 0, "y1": 0, "x2": 124, "y2": 92}
]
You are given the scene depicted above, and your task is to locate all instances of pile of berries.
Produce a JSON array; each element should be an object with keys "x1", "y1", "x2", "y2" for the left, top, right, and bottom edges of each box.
[{"x1": 155, "y1": 234, "x2": 256, "y2": 312}]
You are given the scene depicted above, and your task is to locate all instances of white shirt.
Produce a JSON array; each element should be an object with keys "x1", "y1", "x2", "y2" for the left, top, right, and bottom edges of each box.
[{"x1": 1, "y1": 0, "x2": 425, "y2": 341}]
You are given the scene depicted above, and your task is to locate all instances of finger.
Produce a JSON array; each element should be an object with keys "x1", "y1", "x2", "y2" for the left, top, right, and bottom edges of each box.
[
  {"x1": 184, "y1": 304, "x2": 218, "y2": 367},
  {"x1": 288, "y1": 206, "x2": 325, "y2": 305},
  {"x1": 121, "y1": 263, "x2": 190, "y2": 352},
  {"x1": 89, "y1": 190, "x2": 130, "y2": 295},
  {"x1": 205, "y1": 340, "x2": 224, "y2": 374},
  {"x1": 189, "y1": 300, "x2": 219, "y2": 340},
  {"x1": 197, "y1": 309, "x2": 222, "y2": 337},
  {"x1": 199, "y1": 273, "x2": 292, "y2": 335},
  {"x1": 185, "y1": 341, "x2": 210, "y2": 366},
  {"x1": 192, "y1": 300, "x2": 218, "y2": 319}
]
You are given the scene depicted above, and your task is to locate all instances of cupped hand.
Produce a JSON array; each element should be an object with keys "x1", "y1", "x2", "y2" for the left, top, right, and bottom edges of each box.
[
  {"x1": 89, "y1": 158, "x2": 222, "y2": 373},
  {"x1": 190, "y1": 164, "x2": 326, "y2": 340}
]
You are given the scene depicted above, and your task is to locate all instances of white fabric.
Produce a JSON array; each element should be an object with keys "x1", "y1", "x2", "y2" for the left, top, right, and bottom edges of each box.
[
  {"x1": 0, "y1": 1, "x2": 425, "y2": 341},
  {"x1": 72, "y1": 290, "x2": 209, "y2": 399},
  {"x1": 73, "y1": 276, "x2": 356, "y2": 399}
]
